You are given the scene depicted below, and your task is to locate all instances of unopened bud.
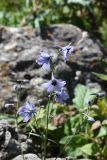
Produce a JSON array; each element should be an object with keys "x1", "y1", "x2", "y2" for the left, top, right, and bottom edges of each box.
[{"x1": 4, "y1": 103, "x2": 14, "y2": 108}]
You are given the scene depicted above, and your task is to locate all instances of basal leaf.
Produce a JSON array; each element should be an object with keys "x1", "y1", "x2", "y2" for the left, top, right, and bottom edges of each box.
[
  {"x1": 81, "y1": 142, "x2": 100, "y2": 156},
  {"x1": 80, "y1": 143, "x2": 93, "y2": 155},
  {"x1": 60, "y1": 134, "x2": 89, "y2": 158},
  {"x1": 60, "y1": 134, "x2": 88, "y2": 146}
]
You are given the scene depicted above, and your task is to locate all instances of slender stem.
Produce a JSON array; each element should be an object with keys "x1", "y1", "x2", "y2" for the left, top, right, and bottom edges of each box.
[
  {"x1": 44, "y1": 96, "x2": 51, "y2": 160},
  {"x1": 34, "y1": 114, "x2": 42, "y2": 136},
  {"x1": 27, "y1": 126, "x2": 34, "y2": 140},
  {"x1": 16, "y1": 85, "x2": 25, "y2": 160},
  {"x1": 34, "y1": 114, "x2": 45, "y2": 159},
  {"x1": 15, "y1": 115, "x2": 25, "y2": 160}
]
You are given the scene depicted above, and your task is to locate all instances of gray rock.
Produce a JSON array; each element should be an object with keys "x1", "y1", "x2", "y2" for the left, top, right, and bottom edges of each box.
[
  {"x1": 12, "y1": 153, "x2": 41, "y2": 160},
  {"x1": 47, "y1": 158, "x2": 67, "y2": 160},
  {"x1": 0, "y1": 120, "x2": 19, "y2": 160},
  {"x1": 12, "y1": 155, "x2": 68, "y2": 160},
  {"x1": 0, "y1": 120, "x2": 34, "y2": 160}
]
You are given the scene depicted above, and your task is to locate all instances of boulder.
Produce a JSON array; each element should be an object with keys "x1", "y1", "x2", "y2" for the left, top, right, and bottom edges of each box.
[{"x1": 0, "y1": 24, "x2": 104, "y2": 107}]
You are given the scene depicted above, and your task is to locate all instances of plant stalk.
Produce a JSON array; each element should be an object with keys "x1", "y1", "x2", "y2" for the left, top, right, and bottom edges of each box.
[
  {"x1": 16, "y1": 85, "x2": 25, "y2": 160},
  {"x1": 44, "y1": 96, "x2": 51, "y2": 160}
]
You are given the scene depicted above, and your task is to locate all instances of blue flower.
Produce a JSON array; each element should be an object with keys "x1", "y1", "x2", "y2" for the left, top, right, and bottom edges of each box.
[
  {"x1": 42, "y1": 73, "x2": 66, "y2": 93},
  {"x1": 36, "y1": 51, "x2": 52, "y2": 70},
  {"x1": 83, "y1": 113, "x2": 95, "y2": 122},
  {"x1": 17, "y1": 102, "x2": 36, "y2": 122},
  {"x1": 60, "y1": 43, "x2": 74, "y2": 62},
  {"x1": 54, "y1": 89, "x2": 69, "y2": 104}
]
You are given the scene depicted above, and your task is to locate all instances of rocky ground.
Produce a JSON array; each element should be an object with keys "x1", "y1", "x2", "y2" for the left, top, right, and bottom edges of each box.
[
  {"x1": 0, "y1": 24, "x2": 105, "y2": 159},
  {"x1": 0, "y1": 24, "x2": 104, "y2": 106}
]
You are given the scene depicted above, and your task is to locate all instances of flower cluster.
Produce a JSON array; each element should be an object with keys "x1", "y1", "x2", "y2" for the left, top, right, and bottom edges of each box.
[
  {"x1": 35, "y1": 43, "x2": 74, "y2": 104},
  {"x1": 17, "y1": 44, "x2": 72, "y2": 122},
  {"x1": 17, "y1": 43, "x2": 95, "y2": 123}
]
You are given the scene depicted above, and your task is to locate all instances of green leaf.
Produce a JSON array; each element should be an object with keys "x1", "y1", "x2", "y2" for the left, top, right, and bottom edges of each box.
[
  {"x1": 80, "y1": 143, "x2": 93, "y2": 155},
  {"x1": 81, "y1": 142, "x2": 100, "y2": 156},
  {"x1": 73, "y1": 84, "x2": 86, "y2": 110},
  {"x1": 55, "y1": 0, "x2": 64, "y2": 5},
  {"x1": 63, "y1": 6, "x2": 70, "y2": 14},
  {"x1": 97, "y1": 126, "x2": 107, "y2": 137},
  {"x1": 72, "y1": 84, "x2": 99, "y2": 111},
  {"x1": 60, "y1": 134, "x2": 89, "y2": 158},
  {"x1": 60, "y1": 135, "x2": 88, "y2": 145},
  {"x1": 68, "y1": 0, "x2": 91, "y2": 6},
  {"x1": 64, "y1": 114, "x2": 80, "y2": 135},
  {"x1": 97, "y1": 97, "x2": 107, "y2": 116},
  {"x1": 92, "y1": 72, "x2": 107, "y2": 81}
]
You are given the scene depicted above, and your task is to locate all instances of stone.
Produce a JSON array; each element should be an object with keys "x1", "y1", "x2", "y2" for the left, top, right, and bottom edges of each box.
[
  {"x1": 0, "y1": 120, "x2": 34, "y2": 160},
  {"x1": 12, "y1": 153, "x2": 41, "y2": 160},
  {"x1": 46, "y1": 158, "x2": 66, "y2": 160}
]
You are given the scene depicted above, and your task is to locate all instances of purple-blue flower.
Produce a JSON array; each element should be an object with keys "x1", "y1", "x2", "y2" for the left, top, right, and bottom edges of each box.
[
  {"x1": 17, "y1": 102, "x2": 36, "y2": 122},
  {"x1": 60, "y1": 43, "x2": 74, "y2": 62},
  {"x1": 36, "y1": 51, "x2": 52, "y2": 70},
  {"x1": 83, "y1": 113, "x2": 95, "y2": 122},
  {"x1": 42, "y1": 73, "x2": 66, "y2": 93},
  {"x1": 54, "y1": 89, "x2": 69, "y2": 104}
]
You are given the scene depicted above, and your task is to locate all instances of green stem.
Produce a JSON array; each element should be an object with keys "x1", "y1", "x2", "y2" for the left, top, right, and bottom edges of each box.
[
  {"x1": 44, "y1": 96, "x2": 51, "y2": 160},
  {"x1": 34, "y1": 114, "x2": 44, "y2": 159},
  {"x1": 16, "y1": 85, "x2": 25, "y2": 160},
  {"x1": 15, "y1": 115, "x2": 25, "y2": 160},
  {"x1": 34, "y1": 114, "x2": 42, "y2": 135}
]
